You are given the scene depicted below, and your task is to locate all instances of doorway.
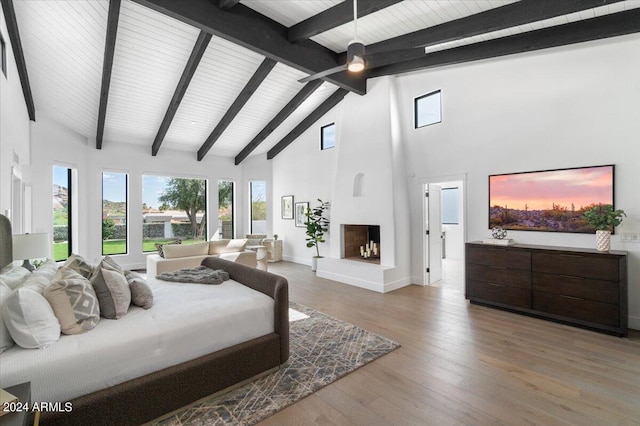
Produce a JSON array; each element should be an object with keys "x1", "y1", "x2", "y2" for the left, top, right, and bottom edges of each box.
[{"x1": 423, "y1": 178, "x2": 466, "y2": 292}]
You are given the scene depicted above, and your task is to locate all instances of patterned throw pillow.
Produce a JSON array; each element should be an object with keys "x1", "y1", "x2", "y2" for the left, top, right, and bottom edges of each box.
[
  {"x1": 59, "y1": 254, "x2": 95, "y2": 279},
  {"x1": 155, "y1": 240, "x2": 182, "y2": 258},
  {"x1": 43, "y1": 268, "x2": 100, "y2": 335},
  {"x1": 90, "y1": 258, "x2": 131, "y2": 319}
]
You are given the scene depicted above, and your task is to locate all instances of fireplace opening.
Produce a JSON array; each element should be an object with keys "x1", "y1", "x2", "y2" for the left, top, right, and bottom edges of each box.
[{"x1": 342, "y1": 224, "x2": 381, "y2": 264}]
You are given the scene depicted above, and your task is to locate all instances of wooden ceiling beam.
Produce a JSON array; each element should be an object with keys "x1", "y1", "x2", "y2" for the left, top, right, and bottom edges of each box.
[
  {"x1": 366, "y1": 0, "x2": 626, "y2": 55},
  {"x1": 267, "y1": 88, "x2": 348, "y2": 160},
  {"x1": 288, "y1": 0, "x2": 403, "y2": 43},
  {"x1": 96, "y1": 0, "x2": 122, "y2": 150},
  {"x1": 0, "y1": 0, "x2": 35, "y2": 121},
  {"x1": 218, "y1": 0, "x2": 240, "y2": 10},
  {"x1": 197, "y1": 58, "x2": 277, "y2": 161},
  {"x1": 370, "y1": 8, "x2": 640, "y2": 78},
  {"x1": 235, "y1": 80, "x2": 323, "y2": 165},
  {"x1": 130, "y1": 0, "x2": 366, "y2": 95},
  {"x1": 152, "y1": 31, "x2": 211, "y2": 156}
]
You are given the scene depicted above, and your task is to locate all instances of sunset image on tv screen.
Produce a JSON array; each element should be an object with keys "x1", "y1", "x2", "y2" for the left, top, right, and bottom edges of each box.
[{"x1": 489, "y1": 165, "x2": 614, "y2": 233}]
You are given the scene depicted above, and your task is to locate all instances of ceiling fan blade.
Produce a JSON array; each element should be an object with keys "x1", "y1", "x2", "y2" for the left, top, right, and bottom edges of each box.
[{"x1": 298, "y1": 64, "x2": 348, "y2": 83}]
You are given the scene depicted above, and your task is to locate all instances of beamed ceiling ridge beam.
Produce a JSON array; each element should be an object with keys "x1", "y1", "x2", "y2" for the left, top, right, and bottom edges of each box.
[
  {"x1": 1, "y1": 0, "x2": 35, "y2": 121},
  {"x1": 152, "y1": 31, "x2": 211, "y2": 156},
  {"x1": 130, "y1": 0, "x2": 366, "y2": 95},
  {"x1": 369, "y1": 8, "x2": 640, "y2": 78},
  {"x1": 96, "y1": 0, "x2": 122, "y2": 150},
  {"x1": 197, "y1": 58, "x2": 277, "y2": 161},
  {"x1": 288, "y1": 0, "x2": 403, "y2": 43},
  {"x1": 234, "y1": 80, "x2": 323, "y2": 165},
  {"x1": 366, "y1": 0, "x2": 626, "y2": 55},
  {"x1": 267, "y1": 88, "x2": 348, "y2": 160}
]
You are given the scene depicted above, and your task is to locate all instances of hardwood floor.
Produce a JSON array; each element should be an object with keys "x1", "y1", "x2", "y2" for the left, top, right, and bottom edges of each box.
[{"x1": 261, "y1": 261, "x2": 640, "y2": 426}]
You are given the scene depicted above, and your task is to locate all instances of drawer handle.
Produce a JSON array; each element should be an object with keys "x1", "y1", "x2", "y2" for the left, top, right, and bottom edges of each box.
[
  {"x1": 559, "y1": 294, "x2": 584, "y2": 301},
  {"x1": 488, "y1": 283, "x2": 507, "y2": 288},
  {"x1": 558, "y1": 275, "x2": 584, "y2": 280},
  {"x1": 559, "y1": 254, "x2": 584, "y2": 258},
  {"x1": 489, "y1": 266, "x2": 508, "y2": 270}
]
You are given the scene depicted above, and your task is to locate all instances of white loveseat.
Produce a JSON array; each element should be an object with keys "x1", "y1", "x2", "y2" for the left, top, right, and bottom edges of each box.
[{"x1": 146, "y1": 239, "x2": 263, "y2": 276}]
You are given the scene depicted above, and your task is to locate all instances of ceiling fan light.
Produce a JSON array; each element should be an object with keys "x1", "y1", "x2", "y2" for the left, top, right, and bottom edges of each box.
[{"x1": 347, "y1": 56, "x2": 365, "y2": 72}]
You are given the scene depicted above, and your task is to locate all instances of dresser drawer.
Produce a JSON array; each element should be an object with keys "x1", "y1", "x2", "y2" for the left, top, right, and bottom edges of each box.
[
  {"x1": 467, "y1": 280, "x2": 531, "y2": 308},
  {"x1": 468, "y1": 263, "x2": 531, "y2": 289},
  {"x1": 532, "y1": 291, "x2": 619, "y2": 327},
  {"x1": 532, "y1": 252, "x2": 619, "y2": 281},
  {"x1": 467, "y1": 246, "x2": 531, "y2": 270},
  {"x1": 532, "y1": 272, "x2": 618, "y2": 304}
]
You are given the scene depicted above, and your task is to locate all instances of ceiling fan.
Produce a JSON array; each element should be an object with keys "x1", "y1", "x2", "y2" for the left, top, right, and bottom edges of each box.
[{"x1": 298, "y1": 0, "x2": 368, "y2": 83}]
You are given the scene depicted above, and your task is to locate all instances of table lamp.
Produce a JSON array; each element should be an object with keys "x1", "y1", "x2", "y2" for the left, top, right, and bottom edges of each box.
[{"x1": 12, "y1": 233, "x2": 50, "y2": 271}]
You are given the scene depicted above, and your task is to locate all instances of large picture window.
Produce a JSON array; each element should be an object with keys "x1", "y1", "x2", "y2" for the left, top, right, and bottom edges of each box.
[
  {"x1": 142, "y1": 176, "x2": 207, "y2": 252},
  {"x1": 414, "y1": 90, "x2": 442, "y2": 128},
  {"x1": 53, "y1": 166, "x2": 73, "y2": 261},
  {"x1": 249, "y1": 181, "x2": 266, "y2": 234},
  {"x1": 218, "y1": 180, "x2": 234, "y2": 239},
  {"x1": 102, "y1": 172, "x2": 128, "y2": 255}
]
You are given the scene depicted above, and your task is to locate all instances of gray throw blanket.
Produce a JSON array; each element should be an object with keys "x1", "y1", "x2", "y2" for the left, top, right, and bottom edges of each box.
[{"x1": 156, "y1": 266, "x2": 230, "y2": 285}]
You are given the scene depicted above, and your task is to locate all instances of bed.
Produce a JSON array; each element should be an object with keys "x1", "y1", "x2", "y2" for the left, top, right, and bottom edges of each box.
[{"x1": 0, "y1": 214, "x2": 289, "y2": 425}]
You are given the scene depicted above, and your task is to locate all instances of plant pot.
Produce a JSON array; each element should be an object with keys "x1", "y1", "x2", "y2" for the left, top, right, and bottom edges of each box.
[
  {"x1": 311, "y1": 256, "x2": 321, "y2": 272},
  {"x1": 596, "y1": 230, "x2": 611, "y2": 251}
]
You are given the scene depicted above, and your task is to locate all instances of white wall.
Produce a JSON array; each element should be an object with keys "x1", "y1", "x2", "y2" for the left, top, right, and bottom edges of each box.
[
  {"x1": 395, "y1": 34, "x2": 640, "y2": 328},
  {"x1": 28, "y1": 115, "x2": 245, "y2": 269},
  {"x1": 0, "y1": 3, "x2": 31, "y2": 224}
]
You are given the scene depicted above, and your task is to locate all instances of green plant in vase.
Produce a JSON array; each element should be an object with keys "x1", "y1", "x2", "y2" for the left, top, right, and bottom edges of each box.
[
  {"x1": 582, "y1": 204, "x2": 626, "y2": 251},
  {"x1": 304, "y1": 199, "x2": 330, "y2": 270}
]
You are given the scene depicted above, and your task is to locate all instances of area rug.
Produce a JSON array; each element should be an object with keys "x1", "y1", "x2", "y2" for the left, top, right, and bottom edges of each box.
[{"x1": 155, "y1": 302, "x2": 400, "y2": 425}]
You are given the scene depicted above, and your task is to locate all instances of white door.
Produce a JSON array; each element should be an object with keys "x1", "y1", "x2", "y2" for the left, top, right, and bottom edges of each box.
[{"x1": 426, "y1": 185, "x2": 443, "y2": 284}]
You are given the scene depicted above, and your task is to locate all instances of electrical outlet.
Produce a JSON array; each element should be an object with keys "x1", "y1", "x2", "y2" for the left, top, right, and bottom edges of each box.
[
  {"x1": 621, "y1": 233, "x2": 640, "y2": 242},
  {"x1": 631, "y1": 233, "x2": 640, "y2": 242}
]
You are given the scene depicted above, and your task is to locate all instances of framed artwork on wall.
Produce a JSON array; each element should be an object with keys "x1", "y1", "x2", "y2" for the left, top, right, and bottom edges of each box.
[
  {"x1": 295, "y1": 202, "x2": 309, "y2": 228},
  {"x1": 281, "y1": 195, "x2": 294, "y2": 219}
]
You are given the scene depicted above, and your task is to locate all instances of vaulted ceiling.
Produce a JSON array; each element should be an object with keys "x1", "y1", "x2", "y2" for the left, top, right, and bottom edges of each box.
[{"x1": 4, "y1": 0, "x2": 640, "y2": 164}]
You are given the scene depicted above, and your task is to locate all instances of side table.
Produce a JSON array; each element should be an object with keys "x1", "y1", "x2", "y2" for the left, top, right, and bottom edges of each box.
[{"x1": 0, "y1": 382, "x2": 35, "y2": 426}]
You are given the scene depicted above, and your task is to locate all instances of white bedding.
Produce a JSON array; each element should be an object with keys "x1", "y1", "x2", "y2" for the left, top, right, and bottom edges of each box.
[{"x1": 0, "y1": 278, "x2": 274, "y2": 403}]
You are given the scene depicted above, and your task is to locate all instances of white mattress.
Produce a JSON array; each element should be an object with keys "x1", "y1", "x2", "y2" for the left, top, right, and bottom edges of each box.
[{"x1": 0, "y1": 278, "x2": 274, "y2": 403}]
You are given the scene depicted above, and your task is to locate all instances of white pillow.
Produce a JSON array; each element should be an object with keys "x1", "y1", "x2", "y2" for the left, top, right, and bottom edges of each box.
[
  {"x1": 33, "y1": 259, "x2": 59, "y2": 281},
  {"x1": 18, "y1": 274, "x2": 50, "y2": 294},
  {"x1": 163, "y1": 242, "x2": 210, "y2": 259},
  {"x1": 0, "y1": 281, "x2": 15, "y2": 353},
  {"x1": 0, "y1": 264, "x2": 31, "y2": 290},
  {"x1": 2, "y1": 287, "x2": 61, "y2": 349}
]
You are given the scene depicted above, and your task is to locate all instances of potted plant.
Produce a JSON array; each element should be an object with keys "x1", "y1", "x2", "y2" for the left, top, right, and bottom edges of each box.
[
  {"x1": 304, "y1": 199, "x2": 330, "y2": 271},
  {"x1": 582, "y1": 204, "x2": 626, "y2": 251}
]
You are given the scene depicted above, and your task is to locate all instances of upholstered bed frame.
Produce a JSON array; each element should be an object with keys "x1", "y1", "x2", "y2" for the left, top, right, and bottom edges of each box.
[{"x1": 0, "y1": 215, "x2": 289, "y2": 426}]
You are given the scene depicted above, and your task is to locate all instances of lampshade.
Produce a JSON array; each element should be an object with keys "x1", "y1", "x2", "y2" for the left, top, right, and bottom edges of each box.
[
  {"x1": 12, "y1": 233, "x2": 50, "y2": 261},
  {"x1": 346, "y1": 40, "x2": 365, "y2": 73}
]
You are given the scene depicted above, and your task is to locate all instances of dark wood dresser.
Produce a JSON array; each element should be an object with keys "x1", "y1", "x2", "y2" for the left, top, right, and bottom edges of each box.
[{"x1": 465, "y1": 242, "x2": 628, "y2": 336}]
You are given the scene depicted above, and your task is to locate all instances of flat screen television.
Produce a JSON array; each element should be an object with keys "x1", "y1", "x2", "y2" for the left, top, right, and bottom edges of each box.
[{"x1": 489, "y1": 165, "x2": 614, "y2": 233}]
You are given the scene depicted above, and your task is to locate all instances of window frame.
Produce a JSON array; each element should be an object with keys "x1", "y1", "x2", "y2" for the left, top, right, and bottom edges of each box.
[
  {"x1": 218, "y1": 180, "x2": 235, "y2": 239},
  {"x1": 101, "y1": 171, "x2": 128, "y2": 256},
  {"x1": 414, "y1": 89, "x2": 442, "y2": 129},
  {"x1": 320, "y1": 123, "x2": 336, "y2": 150},
  {"x1": 249, "y1": 180, "x2": 266, "y2": 234},
  {"x1": 52, "y1": 166, "x2": 74, "y2": 261}
]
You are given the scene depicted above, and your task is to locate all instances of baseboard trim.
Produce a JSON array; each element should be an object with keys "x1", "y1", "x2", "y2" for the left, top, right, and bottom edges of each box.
[{"x1": 628, "y1": 316, "x2": 640, "y2": 331}]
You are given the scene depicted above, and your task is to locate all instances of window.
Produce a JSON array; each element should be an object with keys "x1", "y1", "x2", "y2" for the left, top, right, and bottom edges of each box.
[
  {"x1": 0, "y1": 32, "x2": 6, "y2": 77},
  {"x1": 441, "y1": 187, "x2": 459, "y2": 225},
  {"x1": 142, "y1": 175, "x2": 207, "y2": 252},
  {"x1": 321, "y1": 123, "x2": 336, "y2": 150},
  {"x1": 53, "y1": 166, "x2": 73, "y2": 261},
  {"x1": 249, "y1": 181, "x2": 266, "y2": 234},
  {"x1": 102, "y1": 172, "x2": 128, "y2": 255},
  {"x1": 414, "y1": 90, "x2": 441, "y2": 128},
  {"x1": 218, "y1": 180, "x2": 235, "y2": 239}
]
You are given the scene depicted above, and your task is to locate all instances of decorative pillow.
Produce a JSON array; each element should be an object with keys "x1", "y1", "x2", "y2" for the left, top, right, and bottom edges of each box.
[
  {"x1": 0, "y1": 264, "x2": 31, "y2": 290},
  {"x1": 90, "y1": 260, "x2": 131, "y2": 319},
  {"x1": 0, "y1": 281, "x2": 15, "y2": 352},
  {"x1": 209, "y1": 239, "x2": 247, "y2": 255},
  {"x1": 125, "y1": 272, "x2": 153, "y2": 310},
  {"x1": 246, "y1": 238, "x2": 263, "y2": 246},
  {"x1": 18, "y1": 273, "x2": 50, "y2": 293},
  {"x1": 32, "y1": 259, "x2": 59, "y2": 281},
  {"x1": 155, "y1": 240, "x2": 182, "y2": 258},
  {"x1": 162, "y1": 242, "x2": 209, "y2": 259},
  {"x1": 44, "y1": 268, "x2": 100, "y2": 335},
  {"x1": 3, "y1": 287, "x2": 61, "y2": 348},
  {"x1": 59, "y1": 254, "x2": 95, "y2": 279}
]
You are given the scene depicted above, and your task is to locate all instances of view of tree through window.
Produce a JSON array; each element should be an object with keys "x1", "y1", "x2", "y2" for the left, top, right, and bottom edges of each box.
[
  {"x1": 142, "y1": 176, "x2": 207, "y2": 252},
  {"x1": 53, "y1": 166, "x2": 72, "y2": 261},
  {"x1": 218, "y1": 181, "x2": 234, "y2": 239},
  {"x1": 102, "y1": 172, "x2": 128, "y2": 255},
  {"x1": 250, "y1": 181, "x2": 266, "y2": 234}
]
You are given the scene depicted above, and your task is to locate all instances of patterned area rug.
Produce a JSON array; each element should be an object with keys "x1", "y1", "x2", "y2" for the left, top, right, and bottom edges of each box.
[{"x1": 156, "y1": 302, "x2": 400, "y2": 425}]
